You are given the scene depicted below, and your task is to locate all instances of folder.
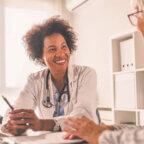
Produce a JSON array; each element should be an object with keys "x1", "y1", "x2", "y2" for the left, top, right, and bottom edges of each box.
[{"x1": 120, "y1": 38, "x2": 135, "y2": 71}]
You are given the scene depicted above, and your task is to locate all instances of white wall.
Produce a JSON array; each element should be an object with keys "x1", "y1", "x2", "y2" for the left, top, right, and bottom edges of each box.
[
  {"x1": 70, "y1": 0, "x2": 134, "y2": 107},
  {"x1": 0, "y1": 1, "x2": 5, "y2": 91},
  {"x1": 0, "y1": 0, "x2": 65, "y2": 115}
]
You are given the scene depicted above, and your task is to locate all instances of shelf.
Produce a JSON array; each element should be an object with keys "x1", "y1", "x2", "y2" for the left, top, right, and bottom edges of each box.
[
  {"x1": 109, "y1": 28, "x2": 137, "y2": 40},
  {"x1": 114, "y1": 111, "x2": 136, "y2": 125},
  {"x1": 112, "y1": 71, "x2": 135, "y2": 75},
  {"x1": 113, "y1": 70, "x2": 144, "y2": 75},
  {"x1": 97, "y1": 106, "x2": 112, "y2": 111},
  {"x1": 114, "y1": 108, "x2": 137, "y2": 112},
  {"x1": 111, "y1": 29, "x2": 144, "y2": 125},
  {"x1": 137, "y1": 109, "x2": 144, "y2": 111},
  {"x1": 111, "y1": 30, "x2": 144, "y2": 73},
  {"x1": 136, "y1": 68, "x2": 144, "y2": 72}
]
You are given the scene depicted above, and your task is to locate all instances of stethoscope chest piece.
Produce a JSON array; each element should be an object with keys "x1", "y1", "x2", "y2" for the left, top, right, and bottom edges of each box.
[
  {"x1": 60, "y1": 93, "x2": 69, "y2": 105},
  {"x1": 42, "y1": 95, "x2": 53, "y2": 108}
]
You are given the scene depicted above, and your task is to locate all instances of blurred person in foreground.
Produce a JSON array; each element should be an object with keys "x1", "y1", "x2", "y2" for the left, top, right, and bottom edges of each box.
[{"x1": 64, "y1": 0, "x2": 144, "y2": 144}]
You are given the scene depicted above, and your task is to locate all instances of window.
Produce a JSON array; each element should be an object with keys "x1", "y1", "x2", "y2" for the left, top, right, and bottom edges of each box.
[{"x1": 4, "y1": 7, "x2": 53, "y2": 88}]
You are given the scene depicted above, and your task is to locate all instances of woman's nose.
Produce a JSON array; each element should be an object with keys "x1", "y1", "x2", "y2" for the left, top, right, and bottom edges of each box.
[{"x1": 55, "y1": 49, "x2": 65, "y2": 57}]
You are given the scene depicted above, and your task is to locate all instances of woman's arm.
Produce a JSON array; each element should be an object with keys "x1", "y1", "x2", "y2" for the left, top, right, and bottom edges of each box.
[
  {"x1": 1, "y1": 74, "x2": 40, "y2": 135},
  {"x1": 63, "y1": 116, "x2": 113, "y2": 144},
  {"x1": 99, "y1": 127, "x2": 144, "y2": 144},
  {"x1": 63, "y1": 115, "x2": 144, "y2": 144}
]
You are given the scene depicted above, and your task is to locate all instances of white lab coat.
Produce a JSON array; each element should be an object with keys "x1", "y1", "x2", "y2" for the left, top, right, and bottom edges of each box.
[{"x1": 2, "y1": 64, "x2": 99, "y2": 129}]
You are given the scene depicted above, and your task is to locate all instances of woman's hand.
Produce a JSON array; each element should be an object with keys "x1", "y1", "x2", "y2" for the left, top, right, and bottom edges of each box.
[
  {"x1": 63, "y1": 116, "x2": 113, "y2": 144},
  {"x1": 6, "y1": 109, "x2": 41, "y2": 135}
]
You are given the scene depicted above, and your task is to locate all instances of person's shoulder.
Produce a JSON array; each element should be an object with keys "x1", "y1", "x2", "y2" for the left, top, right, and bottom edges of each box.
[
  {"x1": 28, "y1": 68, "x2": 48, "y2": 80},
  {"x1": 72, "y1": 64, "x2": 96, "y2": 74}
]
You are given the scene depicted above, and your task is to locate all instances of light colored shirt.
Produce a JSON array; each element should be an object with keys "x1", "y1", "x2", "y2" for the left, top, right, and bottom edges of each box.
[{"x1": 99, "y1": 125, "x2": 144, "y2": 144}]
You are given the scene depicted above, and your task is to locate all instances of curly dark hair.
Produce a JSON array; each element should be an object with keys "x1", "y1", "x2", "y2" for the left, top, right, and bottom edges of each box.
[{"x1": 23, "y1": 16, "x2": 77, "y2": 65}]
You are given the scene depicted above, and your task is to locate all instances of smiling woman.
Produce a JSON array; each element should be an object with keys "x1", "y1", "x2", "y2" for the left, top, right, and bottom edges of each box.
[{"x1": 1, "y1": 16, "x2": 99, "y2": 136}]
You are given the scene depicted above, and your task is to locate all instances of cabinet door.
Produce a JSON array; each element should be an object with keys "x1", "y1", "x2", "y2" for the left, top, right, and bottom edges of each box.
[{"x1": 114, "y1": 73, "x2": 136, "y2": 109}]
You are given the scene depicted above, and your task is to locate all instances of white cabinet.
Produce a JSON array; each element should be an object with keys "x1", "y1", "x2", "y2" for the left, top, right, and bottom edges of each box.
[
  {"x1": 111, "y1": 30, "x2": 144, "y2": 125},
  {"x1": 98, "y1": 108, "x2": 113, "y2": 125},
  {"x1": 114, "y1": 73, "x2": 136, "y2": 109}
]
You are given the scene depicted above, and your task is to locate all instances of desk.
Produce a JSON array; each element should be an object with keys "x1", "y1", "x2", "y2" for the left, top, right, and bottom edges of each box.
[{"x1": 0, "y1": 130, "x2": 87, "y2": 144}]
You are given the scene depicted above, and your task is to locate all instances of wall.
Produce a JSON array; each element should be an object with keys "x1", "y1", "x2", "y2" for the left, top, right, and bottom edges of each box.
[
  {"x1": 0, "y1": 0, "x2": 65, "y2": 115},
  {"x1": 70, "y1": 0, "x2": 134, "y2": 107},
  {"x1": 0, "y1": 1, "x2": 5, "y2": 91}
]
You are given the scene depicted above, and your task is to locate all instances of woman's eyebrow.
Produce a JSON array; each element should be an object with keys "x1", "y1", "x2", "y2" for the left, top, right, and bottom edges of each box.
[
  {"x1": 48, "y1": 45, "x2": 55, "y2": 48},
  {"x1": 61, "y1": 42, "x2": 67, "y2": 45}
]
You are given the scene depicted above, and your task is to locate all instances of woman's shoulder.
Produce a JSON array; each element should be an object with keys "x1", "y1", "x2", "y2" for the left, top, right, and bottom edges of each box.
[
  {"x1": 72, "y1": 64, "x2": 96, "y2": 75},
  {"x1": 70, "y1": 65, "x2": 97, "y2": 83},
  {"x1": 28, "y1": 68, "x2": 48, "y2": 80}
]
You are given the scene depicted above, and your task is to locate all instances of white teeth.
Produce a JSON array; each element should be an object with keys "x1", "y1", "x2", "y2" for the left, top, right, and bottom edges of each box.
[{"x1": 55, "y1": 59, "x2": 66, "y2": 64}]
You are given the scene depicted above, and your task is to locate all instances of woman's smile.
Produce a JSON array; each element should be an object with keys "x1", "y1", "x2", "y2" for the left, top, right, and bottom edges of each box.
[{"x1": 54, "y1": 59, "x2": 67, "y2": 65}]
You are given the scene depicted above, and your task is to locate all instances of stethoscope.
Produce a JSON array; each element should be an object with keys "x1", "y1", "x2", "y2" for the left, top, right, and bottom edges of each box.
[{"x1": 42, "y1": 70, "x2": 70, "y2": 108}]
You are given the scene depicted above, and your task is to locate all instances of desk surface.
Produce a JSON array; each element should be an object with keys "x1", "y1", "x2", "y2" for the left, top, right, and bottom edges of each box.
[{"x1": 0, "y1": 131, "x2": 86, "y2": 144}]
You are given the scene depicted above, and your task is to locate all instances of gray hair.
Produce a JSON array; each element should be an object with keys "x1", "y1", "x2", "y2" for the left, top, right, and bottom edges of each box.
[{"x1": 131, "y1": 0, "x2": 144, "y2": 10}]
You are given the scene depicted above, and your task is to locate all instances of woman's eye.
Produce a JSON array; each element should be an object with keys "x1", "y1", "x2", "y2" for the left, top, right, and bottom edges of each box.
[
  {"x1": 62, "y1": 45, "x2": 67, "y2": 49},
  {"x1": 48, "y1": 47, "x2": 56, "y2": 52}
]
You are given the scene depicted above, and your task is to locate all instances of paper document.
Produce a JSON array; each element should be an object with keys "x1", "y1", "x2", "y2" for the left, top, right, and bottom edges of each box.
[{"x1": 2, "y1": 131, "x2": 83, "y2": 144}]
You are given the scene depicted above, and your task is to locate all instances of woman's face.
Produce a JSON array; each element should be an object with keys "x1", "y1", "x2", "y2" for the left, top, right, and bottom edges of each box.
[
  {"x1": 137, "y1": 14, "x2": 144, "y2": 35},
  {"x1": 131, "y1": 0, "x2": 144, "y2": 36},
  {"x1": 42, "y1": 33, "x2": 70, "y2": 73}
]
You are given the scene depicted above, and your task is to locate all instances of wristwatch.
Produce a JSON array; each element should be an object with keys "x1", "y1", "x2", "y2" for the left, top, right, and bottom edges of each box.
[{"x1": 53, "y1": 120, "x2": 61, "y2": 132}]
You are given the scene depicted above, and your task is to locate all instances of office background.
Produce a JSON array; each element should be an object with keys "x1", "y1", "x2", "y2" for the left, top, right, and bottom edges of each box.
[{"x1": 0, "y1": 0, "x2": 133, "y2": 118}]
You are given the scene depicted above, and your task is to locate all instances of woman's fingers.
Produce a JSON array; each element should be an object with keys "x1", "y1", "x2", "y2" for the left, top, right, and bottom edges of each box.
[
  {"x1": 8, "y1": 109, "x2": 40, "y2": 131},
  {"x1": 10, "y1": 109, "x2": 33, "y2": 114},
  {"x1": 63, "y1": 133, "x2": 72, "y2": 139},
  {"x1": 6, "y1": 123, "x2": 26, "y2": 136},
  {"x1": 65, "y1": 117, "x2": 82, "y2": 129},
  {"x1": 8, "y1": 119, "x2": 33, "y2": 126},
  {"x1": 63, "y1": 132, "x2": 80, "y2": 140},
  {"x1": 6, "y1": 109, "x2": 40, "y2": 134},
  {"x1": 8, "y1": 109, "x2": 36, "y2": 130},
  {"x1": 64, "y1": 116, "x2": 89, "y2": 131},
  {"x1": 9, "y1": 110, "x2": 34, "y2": 120},
  {"x1": 64, "y1": 126, "x2": 77, "y2": 134},
  {"x1": 8, "y1": 120, "x2": 29, "y2": 129}
]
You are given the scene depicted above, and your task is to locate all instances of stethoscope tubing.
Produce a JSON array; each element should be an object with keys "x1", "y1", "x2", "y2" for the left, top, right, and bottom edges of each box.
[{"x1": 43, "y1": 69, "x2": 70, "y2": 108}]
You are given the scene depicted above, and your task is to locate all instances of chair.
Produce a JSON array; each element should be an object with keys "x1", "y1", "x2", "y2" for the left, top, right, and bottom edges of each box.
[{"x1": 96, "y1": 108, "x2": 101, "y2": 124}]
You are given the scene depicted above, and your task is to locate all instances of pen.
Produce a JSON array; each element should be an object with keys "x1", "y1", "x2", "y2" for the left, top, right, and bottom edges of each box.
[{"x1": 1, "y1": 95, "x2": 14, "y2": 110}]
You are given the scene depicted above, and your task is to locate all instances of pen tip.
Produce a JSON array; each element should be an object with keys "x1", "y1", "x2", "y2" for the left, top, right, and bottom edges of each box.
[{"x1": 1, "y1": 95, "x2": 4, "y2": 98}]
